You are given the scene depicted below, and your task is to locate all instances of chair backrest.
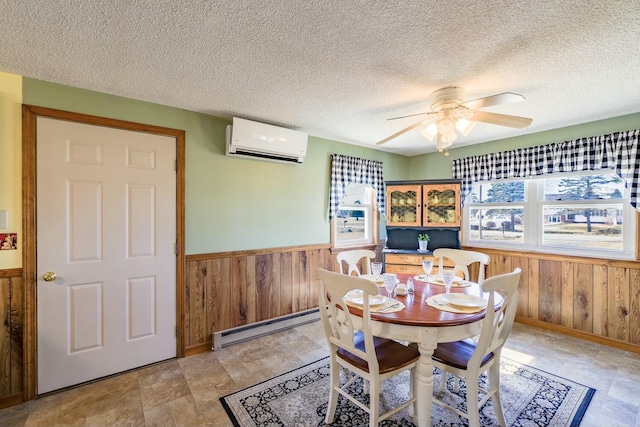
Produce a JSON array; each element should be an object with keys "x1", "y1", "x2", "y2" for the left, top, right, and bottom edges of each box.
[
  {"x1": 432, "y1": 248, "x2": 490, "y2": 283},
  {"x1": 336, "y1": 249, "x2": 376, "y2": 276},
  {"x1": 317, "y1": 269, "x2": 379, "y2": 372},
  {"x1": 469, "y1": 268, "x2": 522, "y2": 368}
]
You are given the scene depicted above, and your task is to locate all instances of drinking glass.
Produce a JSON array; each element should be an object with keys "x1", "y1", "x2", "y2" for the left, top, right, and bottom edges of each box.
[
  {"x1": 421, "y1": 259, "x2": 433, "y2": 279},
  {"x1": 371, "y1": 262, "x2": 383, "y2": 281},
  {"x1": 441, "y1": 268, "x2": 455, "y2": 294},
  {"x1": 382, "y1": 273, "x2": 397, "y2": 296}
]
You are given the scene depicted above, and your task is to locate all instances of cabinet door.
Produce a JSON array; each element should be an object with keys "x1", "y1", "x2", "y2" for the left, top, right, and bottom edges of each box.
[
  {"x1": 422, "y1": 184, "x2": 460, "y2": 227},
  {"x1": 386, "y1": 185, "x2": 422, "y2": 226}
]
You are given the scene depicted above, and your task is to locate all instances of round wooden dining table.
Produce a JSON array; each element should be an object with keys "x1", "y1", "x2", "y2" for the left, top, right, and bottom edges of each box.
[{"x1": 353, "y1": 273, "x2": 494, "y2": 427}]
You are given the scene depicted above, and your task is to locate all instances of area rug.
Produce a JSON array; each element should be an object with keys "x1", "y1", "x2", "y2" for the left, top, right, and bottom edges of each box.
[{"x1": 221, "y1": 357, "x2": 595, "y2": 427}]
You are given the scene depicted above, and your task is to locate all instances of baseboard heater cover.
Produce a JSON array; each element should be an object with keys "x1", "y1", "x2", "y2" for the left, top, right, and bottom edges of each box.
[{"x1": 212, "y1": 308, "x2": 320, "y2": 350}]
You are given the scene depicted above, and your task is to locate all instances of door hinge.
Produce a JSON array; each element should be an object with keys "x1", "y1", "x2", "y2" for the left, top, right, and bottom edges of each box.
[
  {"x1": 175, "y1": 242, "x2": 178, "y2": 255},
  {"x1": 175, "y1": 160, "x2": 178, "y2": 172},
  {"x1": 175, "y1": 325, "x2": 178, "y2": 337}
]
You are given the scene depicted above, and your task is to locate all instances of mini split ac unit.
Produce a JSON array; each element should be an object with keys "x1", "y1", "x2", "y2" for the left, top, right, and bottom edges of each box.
[{"x1": 225, "y1": 117, "x2": 308, "y2": 164}]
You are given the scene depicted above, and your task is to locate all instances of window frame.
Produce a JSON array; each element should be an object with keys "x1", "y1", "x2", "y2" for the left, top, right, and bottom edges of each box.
[
  {"x1": 462, "y1": 171, "x2": 636, "y2": 260},
  {"x1": 330, "y1": 184, "x2": 379, "y2": 250}
]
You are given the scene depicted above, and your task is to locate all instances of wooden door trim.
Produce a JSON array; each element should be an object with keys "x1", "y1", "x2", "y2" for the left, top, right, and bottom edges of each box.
[{"x1": 22, "y1": 105, "x2": 186, "y2": 400}]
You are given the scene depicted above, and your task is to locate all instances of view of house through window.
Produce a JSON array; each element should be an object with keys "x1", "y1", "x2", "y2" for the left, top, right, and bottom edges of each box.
[
  {"x1": 464, "y1": 171, "x2": 634, "y2": 258},
  {"x1": 332, "y1": 184, "x2": 375, "y2": 248}
]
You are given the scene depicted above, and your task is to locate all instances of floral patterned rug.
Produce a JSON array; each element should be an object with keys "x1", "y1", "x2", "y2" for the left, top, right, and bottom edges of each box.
[{"x1": 221, "y1": 357, "x2": 595, "y2": 427}]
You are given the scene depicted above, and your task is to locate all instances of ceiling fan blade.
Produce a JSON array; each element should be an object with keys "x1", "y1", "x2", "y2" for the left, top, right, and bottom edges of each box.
[
  {"x1": 386, "y1": 111, "x2": 436, "y2": 121},
  {"x1": 470, "y1": 110, "x2": 533, "y2": 128},
  {"x1": 376, "y1": 118, "x2": 435, "y2": 145},
  {"x1": 462, "y1": 92, "x2": 526, "y2": 110}
]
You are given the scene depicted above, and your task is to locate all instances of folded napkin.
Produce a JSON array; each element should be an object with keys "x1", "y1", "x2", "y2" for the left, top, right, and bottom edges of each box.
[
  {"x1": 426, "y1": 295, "x2": 485, "y2": 314},
  {"x1": 414, "y1": 275, "x2": 471, "y2": 287},
  {"x1": 371, "y1": 300, "x2": 405, "y2": 313},
  {"x1": 345, "y1": 298, "x2": 405, "y2": 313}
]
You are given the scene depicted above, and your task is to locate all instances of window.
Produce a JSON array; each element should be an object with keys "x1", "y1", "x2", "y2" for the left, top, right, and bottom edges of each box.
[
  {"x1": 332, "y1": 184, "x2": 377, "y2": 248},
  {"x1": 463, "y1": 171, "x2": 635, "y2": 259}
]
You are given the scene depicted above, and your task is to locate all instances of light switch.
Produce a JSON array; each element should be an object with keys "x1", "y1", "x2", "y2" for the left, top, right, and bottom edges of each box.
[{"x1": 0, "y1": 210, "x2": 8, "y2": 229}]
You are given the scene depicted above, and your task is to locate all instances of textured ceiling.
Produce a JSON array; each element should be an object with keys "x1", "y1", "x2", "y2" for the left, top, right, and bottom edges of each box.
[{"x1": 2, "y1": 1, "x2": 640, "y2": 156}]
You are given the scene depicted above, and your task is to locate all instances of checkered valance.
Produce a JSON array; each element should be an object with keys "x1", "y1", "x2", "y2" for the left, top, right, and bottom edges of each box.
[
  {"x1": 452, "y1": 129, "x2": 640, "y2": 210},
  {"x1": 329, "y1": 154, "x2": 385, "y2": 220}
]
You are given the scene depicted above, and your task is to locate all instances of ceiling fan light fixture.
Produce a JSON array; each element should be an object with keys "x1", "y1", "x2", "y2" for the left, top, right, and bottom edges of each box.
[
  {"x1": 420, "y1": 122, "x2": 438, "y2": 141},
  {"x1": 437, "y1": 118, "x2": 455, "y2": 135},
  {"x1": 455, "y1": 117, "x2": 476, "y2": 136},
  {"x1": 378, "y1": 86, "x2": 532, "y2": 155},
  {"x1": 436, "y1": 136, "x2": 454, "y2": 153},
  {"x1": 440, "y1": 131, "x2": 457, "y2": 145}
]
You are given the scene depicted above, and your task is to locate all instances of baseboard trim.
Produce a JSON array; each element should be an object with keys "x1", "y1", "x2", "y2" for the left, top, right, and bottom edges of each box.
[
  {"x1": 185, "y1": 342, "x2": 211, "y2": 356},
  {"x1": 515, "y1": 316, "x2": 640, "y2": 355},
  {"x1": 0, "y1": 393, "x2": 23, "y2": 410}
]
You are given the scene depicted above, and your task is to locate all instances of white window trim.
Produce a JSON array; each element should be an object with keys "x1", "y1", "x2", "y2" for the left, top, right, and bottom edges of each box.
[
  {"x1": 462, "y1": 172, "x2": 636, "y2": 260},
  {"x1": 332, "y1": 204, "x2": 373, "y2": 248}
]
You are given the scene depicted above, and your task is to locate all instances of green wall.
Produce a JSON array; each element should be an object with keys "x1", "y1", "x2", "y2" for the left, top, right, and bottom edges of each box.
[
  {"x1": 23, "y1": 78, "x2": 411, "y2": 254},
  {"x1": 407, "y1": 112, "x2": 640, "y2": 180},
  {"x1": 22, "y1": 78, "x2": 639, "y2": 253}
]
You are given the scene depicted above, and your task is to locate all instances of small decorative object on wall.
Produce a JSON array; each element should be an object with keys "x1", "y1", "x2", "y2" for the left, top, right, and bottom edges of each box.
[
  {"x1": 417, "y1": 233, "x2": 430, "y2": 252},
  {"x1": 0, "y1": 233, "x2": 17, "y2": 250}
]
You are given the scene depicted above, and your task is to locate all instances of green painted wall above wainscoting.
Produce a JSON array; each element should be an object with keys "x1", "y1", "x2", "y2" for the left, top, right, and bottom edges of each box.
[
  {"x1": 407, "y1": 112, "x2": 640, "y2": 181},
  {"x1": 22, "y1": 78, "x2": 410, "y2": 254}
]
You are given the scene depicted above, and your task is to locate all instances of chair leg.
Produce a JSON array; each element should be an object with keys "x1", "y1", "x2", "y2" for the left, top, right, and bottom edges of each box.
[
  {"x1": 325, "y1": 359, "x2": 340, "y2": 424},
  {"x1": 466, "y1": 377, "x2": 481, "y2": 427},
  {"x1": 408, "y1": 367, "x2": 416, "y2": 418},
  {"x1": 489, "y1": 361, "x2": 506, "y2": 426},
  {"x1": 368, "y1": 378, "x2": 379, "y2": 427},
  {"x1": 439, "y1": 368, "x2": 448, "y2": 392},
  {"x1": 453, "y1": 375, "x2": 460, "y2": 393}
]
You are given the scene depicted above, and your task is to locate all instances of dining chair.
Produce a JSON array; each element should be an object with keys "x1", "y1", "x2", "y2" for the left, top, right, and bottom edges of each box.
[
  {"x1": 431, "y1": 268, "x2": 522, "y2": 427},
  {"x1": 316, "y1": 269, "x2": 420, "y2": 427},
  {"x1": 432, "y1": 248, "x2": 490, "y2": 284},
  {"x1": 336, "y1": 249, "x2": 376, "y2": 276}
]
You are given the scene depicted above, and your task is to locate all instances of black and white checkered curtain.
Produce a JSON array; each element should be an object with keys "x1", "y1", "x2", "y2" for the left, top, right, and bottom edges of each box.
[
  {"x1": 329, "y1": 154, "x2": 385, "y2": 219},
  {"x1": 452, "y1": 129, "x2": 640, "y2": 209}
]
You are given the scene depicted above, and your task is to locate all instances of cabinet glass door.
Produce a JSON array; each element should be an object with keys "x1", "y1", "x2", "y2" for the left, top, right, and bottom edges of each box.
[
  {"x1": 423, "y1": 185, "x2": 460, "y2": 226},
  {"x1": 387, "y1": 185, "x2": 421, "y2": 226}
]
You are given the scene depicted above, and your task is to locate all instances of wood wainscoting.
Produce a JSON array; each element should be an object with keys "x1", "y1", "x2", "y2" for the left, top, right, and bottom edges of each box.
[
  {"x1": 473, "y1": 248, "x2": 640, "y2": 353},
  {"x1": 184, "y1": 244, "x2": 384, "y2": 354},
  {"x1": 0, "y1": 268, "x2": 23, "y2": 409}
]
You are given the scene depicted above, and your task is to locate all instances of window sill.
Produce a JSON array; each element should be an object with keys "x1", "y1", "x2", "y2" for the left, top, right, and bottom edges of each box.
[
  {"x1": 463, "y1": 244, "x2": 640, "y2": 265},
  {"x1": 330, "y1": 243, "x2": 379, "y2": 255}
]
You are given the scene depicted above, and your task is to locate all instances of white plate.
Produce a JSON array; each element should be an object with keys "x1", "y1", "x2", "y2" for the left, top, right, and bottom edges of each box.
[
  {"x1": 442, "y1": 294, "x2": 487, "y2": 309},
  {"x1": 344, "y1": 289, "x2": 391, "y2": 306}
]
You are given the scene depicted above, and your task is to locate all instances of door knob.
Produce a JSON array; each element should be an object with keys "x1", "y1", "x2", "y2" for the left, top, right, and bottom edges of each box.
[{"x1": 43, "y1": 272, "x2": 57, "y2": 282}]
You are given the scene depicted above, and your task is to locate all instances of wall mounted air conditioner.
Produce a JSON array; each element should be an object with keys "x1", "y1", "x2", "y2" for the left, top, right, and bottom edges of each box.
[{"x1": 225, "y1": 117, "x2": 308, "y2": 164}]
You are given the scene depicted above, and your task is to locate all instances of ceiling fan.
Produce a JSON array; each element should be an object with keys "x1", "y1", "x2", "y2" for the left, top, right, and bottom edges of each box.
[{"x1": 377, "y1": 87, "x2": 533, "y2": 153}]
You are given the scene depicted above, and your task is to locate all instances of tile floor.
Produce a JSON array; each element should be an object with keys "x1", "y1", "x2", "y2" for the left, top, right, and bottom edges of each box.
[{"x1": 1, "y1": 322, "x2": 639, "y2": 426}]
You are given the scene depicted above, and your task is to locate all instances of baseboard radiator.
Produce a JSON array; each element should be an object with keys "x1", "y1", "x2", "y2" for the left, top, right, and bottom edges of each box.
[{"x1": 212, "y1": 308, "x2": 321, "y2": 350}]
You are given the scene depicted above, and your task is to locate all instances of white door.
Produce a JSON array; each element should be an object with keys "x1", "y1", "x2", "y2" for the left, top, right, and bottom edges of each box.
[{"x1": 36, "y1": 117, "x2": 177, "y2": 394}]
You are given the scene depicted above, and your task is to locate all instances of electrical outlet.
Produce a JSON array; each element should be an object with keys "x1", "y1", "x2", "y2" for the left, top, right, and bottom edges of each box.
[{"x1": 0, "y1": 210, "x2": 7, "y2": 229}]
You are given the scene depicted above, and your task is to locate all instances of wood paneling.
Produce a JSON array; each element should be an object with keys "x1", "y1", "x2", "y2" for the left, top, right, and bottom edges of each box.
[
  {"x1": 184, "y1": 245, "x2": 334, "y2": 351},
  {"x1": 573, "y1": 263, "x2": 593, "y2": 333},
  {"x1": 181, "y1": 246, "x2": 640, "y2": 355},
  {"x1": 471, "y1": 247, "x2": 640, "y2": 354},
  {"x1": 0, "y1": 269, "x2": 23, "y2": 409}
]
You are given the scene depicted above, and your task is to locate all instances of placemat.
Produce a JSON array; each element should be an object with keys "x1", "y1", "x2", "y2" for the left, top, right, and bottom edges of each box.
[{"x1": 426, "y1": 294, "x2": 486, "y2": 314}]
